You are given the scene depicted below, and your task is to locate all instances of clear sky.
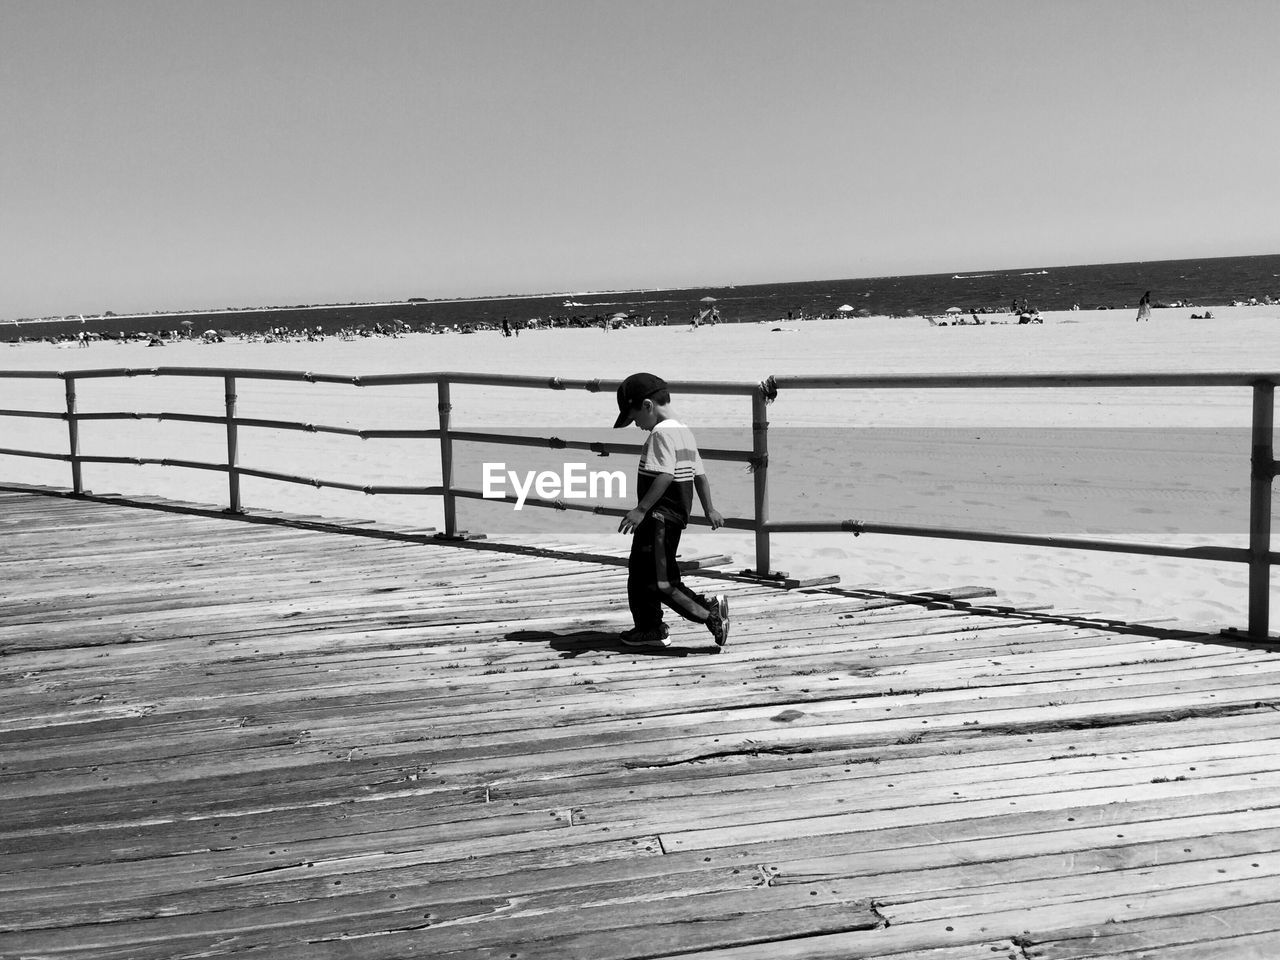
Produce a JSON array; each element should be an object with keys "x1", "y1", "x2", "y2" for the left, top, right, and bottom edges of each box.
[{"x1": 3, "y1": 0, "x2": 1278, "y2": 319}]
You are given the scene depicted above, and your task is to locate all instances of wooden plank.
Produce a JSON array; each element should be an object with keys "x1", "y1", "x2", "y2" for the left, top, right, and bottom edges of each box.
[
  {"x1": 875, "y1": 848, "x2": 1280, "y2": 924},
  {"x1": 660, "y1": 767, "x2": 1280, "y2": 854},
  {"x1": 1025, "y1": 901, "x2": 1280, "y2": 958},
  {"x1": 660, "y1": 878, "x2": 1280, "y2": 959}
]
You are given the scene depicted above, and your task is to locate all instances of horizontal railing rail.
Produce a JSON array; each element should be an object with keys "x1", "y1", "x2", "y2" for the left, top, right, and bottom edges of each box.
[
  {"x1": 0, "y1": 446, "x2": 70, "y2": 462},
  {"x1": 0, "y1": 407, "x2": 67, "y2": 419},
  {"x1": 769, "y1": 372, "x2": 1280, "y2": 389},
  {"x1": 3, "y1": 366, "x2": 764, "y2": 391},
  {"x1": 763, "y1": 518, "x2": 1271, "y2": 563},
  {"x1": 1, "y1": 366, "x2": 1275, "y2": 638}
]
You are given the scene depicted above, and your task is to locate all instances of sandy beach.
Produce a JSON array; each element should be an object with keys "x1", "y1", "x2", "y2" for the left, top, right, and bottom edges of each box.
[{"x1": 4, "y1": 304, "x2": 1279, "y2": 633}]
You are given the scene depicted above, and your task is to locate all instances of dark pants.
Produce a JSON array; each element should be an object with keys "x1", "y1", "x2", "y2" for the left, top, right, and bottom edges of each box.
[{"x1": 627, "y1": 514, "x2": 713, "y2": 630}]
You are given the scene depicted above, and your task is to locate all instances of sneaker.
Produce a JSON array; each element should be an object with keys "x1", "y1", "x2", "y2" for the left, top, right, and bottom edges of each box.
[
  {"x1": 620, "y1": 623, "x2": 671, "y2": 648},
  {"x1": 707, "y1": 594, "x2": 730, "y2": 649},
  {"x1": 620, "y1": 622, "x2": 669, "y2": 641}
]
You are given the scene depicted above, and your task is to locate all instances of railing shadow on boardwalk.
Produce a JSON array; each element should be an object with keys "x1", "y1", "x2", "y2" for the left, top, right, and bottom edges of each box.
[{"x1": 5, "y1": 480, "x2": 1266, "y2": 657}]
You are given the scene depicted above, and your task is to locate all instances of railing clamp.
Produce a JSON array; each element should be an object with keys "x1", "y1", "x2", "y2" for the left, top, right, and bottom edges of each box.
[
  {"x1": 552, "y1": 498, "x2": 568, "y2": 511},
  {"x1": 304, "y1": 372, "x2": 316, "y2": 383},
  {"x1": 759, "y1": 375, "x2": 778, "y2": 403},
  {"x1": 548, "y1": 377, "x2": 565, "y2": 390},
  {"x1": 748, "y1": 453, "x2": 768, "y2": 473},
  {"x1": 589, "y1": 442, "x2": 610, "y2": 457},
  {"x1": 840, "y1": 519, "x2": 864, "y2": 536},
  {"x1": 548, "y1": 436, "x2": 566, "y2": 449},
  {"x1": 585, "y1": 379, "x2": 602, "y2": 393}
]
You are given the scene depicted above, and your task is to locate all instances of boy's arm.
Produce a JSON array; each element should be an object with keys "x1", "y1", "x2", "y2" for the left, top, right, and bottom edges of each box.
[
  {"x1": 694, "y1": 473, "x2": 724, "y2": 530},
  {"x1": 618, "y1": 473, "x2": 673, "y2": 533}
]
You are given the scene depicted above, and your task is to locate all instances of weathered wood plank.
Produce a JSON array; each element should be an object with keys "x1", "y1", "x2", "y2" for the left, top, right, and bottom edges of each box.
[
  {"x1": 654, "y1": 878, "x2": 1280, "y2": 958},
  {"x1": 1022, "y1": 901, "x2": 1280, "y2": 958}
]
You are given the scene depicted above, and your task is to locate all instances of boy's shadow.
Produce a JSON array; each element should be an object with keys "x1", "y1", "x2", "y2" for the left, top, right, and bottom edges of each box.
[{"x1": 504, "y1": 628, "x2": 714, "y2": 659}]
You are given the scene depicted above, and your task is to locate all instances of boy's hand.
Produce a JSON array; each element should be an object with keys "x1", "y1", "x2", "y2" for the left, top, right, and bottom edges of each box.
[
  {"x1": 618, "y1": 508, "x2": 647, "y2": 534},
  {"x1": 706, "y1": 508, "x2": 724, "y2": 530}
]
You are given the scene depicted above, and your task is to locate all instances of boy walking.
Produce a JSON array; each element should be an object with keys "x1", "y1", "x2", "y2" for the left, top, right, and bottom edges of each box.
[{"x1": 612, "y1": 372, "x2": 731, "y2": 650}]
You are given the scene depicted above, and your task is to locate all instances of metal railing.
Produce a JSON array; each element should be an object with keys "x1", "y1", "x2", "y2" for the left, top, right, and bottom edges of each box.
[{"x1": 1, "y1": 366, "x2": 1276, "y2": 638}]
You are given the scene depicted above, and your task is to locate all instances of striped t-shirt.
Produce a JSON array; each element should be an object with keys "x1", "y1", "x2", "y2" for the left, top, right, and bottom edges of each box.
[{"x1": 637, "y1": 419, "x2": 705, "y2": 526}]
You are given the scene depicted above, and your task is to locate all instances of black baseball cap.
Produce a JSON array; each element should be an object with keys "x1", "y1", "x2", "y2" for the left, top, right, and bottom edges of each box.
[{"x1": 613, "y1": 372, "x2": 668, "y2": 428}]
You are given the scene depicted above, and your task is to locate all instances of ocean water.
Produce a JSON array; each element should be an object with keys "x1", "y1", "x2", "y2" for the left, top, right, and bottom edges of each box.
[
  {"x1": 9, "y1": 253, "x2": 1280, "y2": 339},
  {"x1": 571, "y1": 252, "x2": 1280, "y2": 325}
]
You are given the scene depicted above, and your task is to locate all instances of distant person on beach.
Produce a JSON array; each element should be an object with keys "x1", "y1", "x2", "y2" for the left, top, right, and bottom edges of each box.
[
  {"x1": 1136, "y1": 291, "x2": 1152, "y2": 322},
  {"x1": 612, "y1": 372, "x2": 729, "y2": 650}
]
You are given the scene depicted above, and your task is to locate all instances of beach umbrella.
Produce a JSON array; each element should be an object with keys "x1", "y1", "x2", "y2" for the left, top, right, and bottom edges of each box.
[
  {"x1": 179, "y1": 320, "x2": 194, "y2": 327},
  {"x1": 836, "y1": 304, "x2": 855, "y2": 312},
  {"x1": 946, "y1": 306, "x2": 963, "y2": 314},
  {"x1": 699, "y1": 296, "x2": 718, "y2": 303},
  {"x1": 610, "y1": 311, "x2": 629, "y2": 318}
]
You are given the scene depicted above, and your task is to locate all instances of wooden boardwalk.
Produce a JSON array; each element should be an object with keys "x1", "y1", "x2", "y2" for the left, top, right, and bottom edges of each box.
[{"x1": 3, "y1": 487, "x2": 1280, "y2": 960}]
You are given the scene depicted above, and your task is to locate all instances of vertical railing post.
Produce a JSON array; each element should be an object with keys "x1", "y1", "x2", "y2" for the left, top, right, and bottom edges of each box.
[
  {"x1": 751, "y1": 387, "x2": 770, "y2": 576},
  {"x1": 63, "y1": 374, "x2": 82, "y2": 495},
  {"x1": 1248, "y1": 380, "x2": 1274, "y2": 638},
  {"x1": 224, "y1": 375, "x2": 242, "y2": 513},
  {"x1": 438, "y1": 378, "x2": 457, "y2": 537}
]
